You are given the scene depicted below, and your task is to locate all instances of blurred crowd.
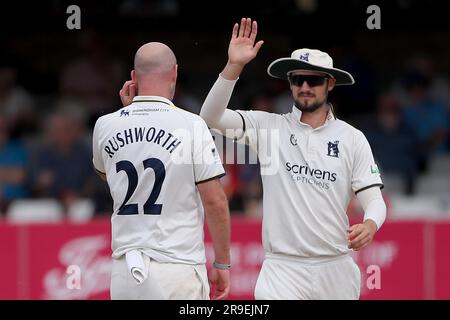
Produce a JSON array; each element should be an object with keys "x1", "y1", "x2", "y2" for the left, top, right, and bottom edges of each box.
[{"x1": 1, "y1": 3, "x2": 450, "y2": 221}]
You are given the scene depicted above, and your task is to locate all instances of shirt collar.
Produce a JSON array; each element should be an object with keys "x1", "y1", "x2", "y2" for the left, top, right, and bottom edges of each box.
[
  {"x1": 132, "y1": 95, "x2": 173, "y2": 106},
  {"x1": 291, "y1": 103, "x2": 336, "y2": 129}
]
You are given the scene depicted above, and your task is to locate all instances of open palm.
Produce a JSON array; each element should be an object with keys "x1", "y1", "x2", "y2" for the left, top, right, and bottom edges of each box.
[{"x1": 228, "y1": 18, "x2": 264, "y2": 66}]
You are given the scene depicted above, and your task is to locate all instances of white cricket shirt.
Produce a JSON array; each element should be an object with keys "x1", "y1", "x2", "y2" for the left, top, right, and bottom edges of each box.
[
  {"x1": 236, "y1": 105, "x2": 383, "y2": 258},
  {"x1": 92, "y1": 96, "x2": 225, "y2": 264}
]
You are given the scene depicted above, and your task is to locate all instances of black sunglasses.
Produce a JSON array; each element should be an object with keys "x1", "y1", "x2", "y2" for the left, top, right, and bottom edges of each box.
[{"x1": 288, "y1": 74, "x2": 329, "y2": 87}]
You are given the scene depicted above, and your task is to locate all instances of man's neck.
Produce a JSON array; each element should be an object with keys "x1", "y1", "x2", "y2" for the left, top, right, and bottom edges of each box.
[
  {"x1": 137, "y1": 81, "x2": 173, "y2": 101},
  {"x1": 299, "y1": 103, "x2": 330, "y2": 129},
  {"x1": 137, "y1": 90, "x2": 172, "y2": 100}
]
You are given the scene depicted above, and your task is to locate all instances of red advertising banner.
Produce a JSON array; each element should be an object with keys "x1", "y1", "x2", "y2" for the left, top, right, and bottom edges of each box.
[
  {"x1": 0, "y1": 224, "x2": 19, "y2": 299},
  {"x1": 434, "y1": 222, "x2": 450, "y2": 299},
  {"x1": 353, "y1": 222, "x2": 426, "y2": 299},
  {"x1": 0, "y1": 218, "x2": 449, "y2": 300},
  {"x1": 26, "y1": 221, "x2": 112, "y2": 300}
]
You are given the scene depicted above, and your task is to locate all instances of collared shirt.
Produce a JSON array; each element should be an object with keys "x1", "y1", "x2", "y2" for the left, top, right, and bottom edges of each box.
[
  {"x1": 236, "y1": 104, "x2": 383, "y2": 258},
  {"x1": 92, "y1": 95, "x2": 225, "y2": 264}
]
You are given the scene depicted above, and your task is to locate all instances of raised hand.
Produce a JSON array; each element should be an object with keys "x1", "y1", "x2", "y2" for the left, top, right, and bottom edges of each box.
[
  {"x1": 222, "y1": 18, "x2": 264, "y2": 80},
  {"x1": 119, "y1": 80, "x2": 137, "y2": 107},
  {"x1": 228, "y1": 18, "x2": 264, "y2": 65}
]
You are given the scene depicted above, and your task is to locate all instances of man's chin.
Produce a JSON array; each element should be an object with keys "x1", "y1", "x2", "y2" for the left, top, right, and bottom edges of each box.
[{"x1": 295, "y1": 102, "x2": 322, "y2": 113}]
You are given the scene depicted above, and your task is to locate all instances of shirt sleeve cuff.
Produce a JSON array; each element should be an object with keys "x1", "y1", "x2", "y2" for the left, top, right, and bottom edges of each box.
[
  {"x1": 218, "y1": 73, "x2": 239, "y2": 84},
  {"x1": 195, "y1": 172, "x2": 226, "y2": 185}
]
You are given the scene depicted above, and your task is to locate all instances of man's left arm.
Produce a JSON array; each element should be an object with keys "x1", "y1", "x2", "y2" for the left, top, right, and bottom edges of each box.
[
  {"x1": 348, "y1": 187, "x2": 386, "y2": 251},
  {"x1": 349, "y1": 130, "x2": 386, "y2": 250}
]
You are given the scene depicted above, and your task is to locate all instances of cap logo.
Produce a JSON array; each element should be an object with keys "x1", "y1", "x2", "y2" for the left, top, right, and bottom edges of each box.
[{"x1": 299, "y1": 52, "x2": 310, "y2": 62}]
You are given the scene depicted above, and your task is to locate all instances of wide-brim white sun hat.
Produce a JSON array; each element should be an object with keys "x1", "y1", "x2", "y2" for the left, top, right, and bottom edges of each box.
[{"x1": 267, "y1": 48, "x2": 355, "y2": 86}]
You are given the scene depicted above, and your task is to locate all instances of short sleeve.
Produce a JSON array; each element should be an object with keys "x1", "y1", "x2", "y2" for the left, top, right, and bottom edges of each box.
[
  {"x1": 352, "y1": 130, "x2": 384, "y2": 194},
  {"x1": 193, "y1": 119, "x2": 226, "y2": 184},
  {"x1": 92, "y1": 118, "x2": 106, "y2": 174},
  {"x1": 235, "y1": 110, "x2": 273, "y2": 152}
]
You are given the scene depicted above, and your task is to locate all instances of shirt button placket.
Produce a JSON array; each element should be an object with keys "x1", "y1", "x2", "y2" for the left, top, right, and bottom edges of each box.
[{"x1": 303, "y1": 130, "x2": 313, "y2": 164}]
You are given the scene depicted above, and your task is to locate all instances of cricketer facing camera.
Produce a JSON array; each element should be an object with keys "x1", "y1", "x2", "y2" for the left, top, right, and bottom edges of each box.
[{"x1": 200, "y1": 18, "x2": 387, "y2": 299}]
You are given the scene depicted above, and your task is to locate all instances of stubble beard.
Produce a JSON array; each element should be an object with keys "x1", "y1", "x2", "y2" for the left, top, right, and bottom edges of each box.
[
  {"x1": 294, "y1": 96, "x2": 327, "y2": 113},
  {"x1": 293, "y1": 85, "x2": 330, "y2": 113}
]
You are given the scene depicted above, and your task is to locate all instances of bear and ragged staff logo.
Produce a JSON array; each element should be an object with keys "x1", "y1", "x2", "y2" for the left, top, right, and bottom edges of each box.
[
  {"x1": 327, "y1": 140, "x2": 339, "y2": 158},
  {"x1": 299, "y1": 52, "x2": 310, "y2": 62}
]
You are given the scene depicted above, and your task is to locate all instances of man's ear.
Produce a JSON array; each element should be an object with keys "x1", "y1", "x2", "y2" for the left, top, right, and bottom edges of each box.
[
  {"x1": 172, "y1": 64, "x2": 178, "y2": 83},
  {"x1": 328, "y1": 78, "x2": 336, "y2": 92},
  {"x1": 131, "y1": 70, "x2": 139, "y2": 92}
]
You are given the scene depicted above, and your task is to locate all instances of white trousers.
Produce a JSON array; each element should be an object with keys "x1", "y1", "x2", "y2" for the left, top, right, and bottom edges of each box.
[
  {"x1": 254, "y1": 253, "x2": 361, "y2": 300},
  {"x1": 110, "y1": 255, "x2": 210, "y2": 300}
]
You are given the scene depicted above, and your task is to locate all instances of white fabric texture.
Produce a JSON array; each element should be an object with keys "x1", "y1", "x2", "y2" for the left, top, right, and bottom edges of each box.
[
  {"x1": 125, "y1": 250, "x2": 148, "y2": 285},
  {"x1": 111, "y1": 253, "x2": 164, "y2": 299},
  {"x1": 199, "y1": 74, "x2": 244, "y2": 139},
  {"x1": 254, "y1": 254, "x2": 360, "y2": 300},
  {"x1": 111, "y1": 255, "x2": 209, "y2": 300},
  {"x1": 92, "y1": 96, "x2": 225, "y2": 264},
  {"x1": 356, "y1": 186, "x2": 387, "y2": 230}
]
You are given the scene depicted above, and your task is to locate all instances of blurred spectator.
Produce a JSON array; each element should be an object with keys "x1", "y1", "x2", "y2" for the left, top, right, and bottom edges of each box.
[
  {"x1": 222, "y1": 162, "x2": 244, "y2": 212},
  {"x1": 329, "y1": 45, "x2": 378, "y2": 117},
  {"x1": 214, "y1": 135, "x2": 244, "y2": 213},
  {"x1": 399, "y1": 69, "x2": 449, "y2": 169},
  {"x1": 28, "y1": 111, "x2": 96, "y2": 212},
  {"x1": 392, "y1": 54, "x2": 450, "y2": 112},
  {"x1": 391, "y1": 55, "x2": 450, "y2": 158},
  {"x1": 268, "y1": 81, "x2": 293, "y2": 114},
  {"x1": 249, "y1": 93, "x2": 275, "y2": 113},
  {"x1": 59, "y1": 31, "x2": 125, "y2": 127},
  {"x1": 173, "y1": 76, "x2": 202, "y2": 114},
  {"x1": 239, "y1": 162, "x2": 263, "y2": 218},
  {"x1": 364, "y1": 94, "x2": 419, "y2": 194},
  {"x1": 0, "y1": 64, "x2": 36, "y2": 139},
  {"x1": 0, "y1": 114, "x2": 28, "y2": 213}
]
